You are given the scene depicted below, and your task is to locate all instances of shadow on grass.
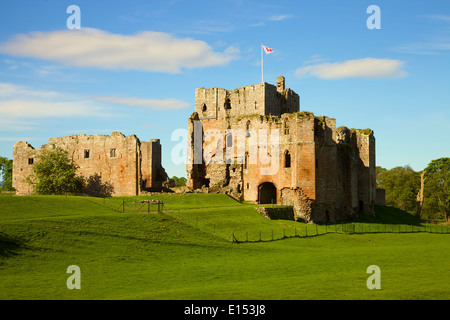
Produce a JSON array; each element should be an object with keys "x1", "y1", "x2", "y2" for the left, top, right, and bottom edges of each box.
[
  {"x1": 0, "y1": 232, "x2": 23, "y2": 257},
  {"x1": 313, "y1": 205, "x2": 423, "y2": 226},
  {"x1": 359, "y1": 205, "x2": 423, "y2": 226}
]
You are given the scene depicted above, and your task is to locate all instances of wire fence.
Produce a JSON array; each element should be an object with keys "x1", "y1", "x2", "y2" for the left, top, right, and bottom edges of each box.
[
  {"x1": 94, "y1": 198, "x2": 166, "y2": 214},
  {"x1": 228, "y1": 222, "x2": 450, "y2": 243},
  {"x1": 90, "y1": 198, "x2": 450, "y2": 243}
]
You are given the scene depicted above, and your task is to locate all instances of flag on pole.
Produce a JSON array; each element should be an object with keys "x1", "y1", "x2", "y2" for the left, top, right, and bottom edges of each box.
[
  {"x1": 263, "y1": 45, "x2": 274, "y2": 54},
  {"x1": 261, "y1": 44, "x2": 274, "y2": 83}
]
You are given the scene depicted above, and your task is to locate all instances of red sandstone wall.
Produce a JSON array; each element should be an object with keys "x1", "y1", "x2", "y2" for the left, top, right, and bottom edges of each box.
[{"x1": 13, "y1": 132, "x2": 165, "y2": 196}]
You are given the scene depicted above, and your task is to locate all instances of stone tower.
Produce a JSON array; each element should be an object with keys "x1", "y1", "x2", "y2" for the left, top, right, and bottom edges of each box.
[{"x1": 186, "y1": 76, "x2": 376, "y2": 222}]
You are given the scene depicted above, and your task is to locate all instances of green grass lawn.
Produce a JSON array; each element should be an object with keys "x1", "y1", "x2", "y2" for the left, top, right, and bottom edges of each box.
[{"x1": 0, "y1": 194, "x2": 449, "y2": 300}]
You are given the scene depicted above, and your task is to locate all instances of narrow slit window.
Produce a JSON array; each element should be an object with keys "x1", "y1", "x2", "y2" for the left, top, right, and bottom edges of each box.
[
  {"x1": 110, "y1": 148, "x2": 117, "y2": 158},
  {"x1": 224, "y1": 98, "x2": 231, "y2": 110},
  {"x1": 284, "y1": 150, "x2": 291, "y2": 168},
  {"x1": 284, "y1": 118, "x2": 290, "y2": 135}
]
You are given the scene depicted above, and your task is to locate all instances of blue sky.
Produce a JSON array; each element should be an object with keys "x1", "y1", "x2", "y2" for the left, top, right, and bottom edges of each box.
[{"x1": 0, "y1": 0, "x2": 449, "y2": 178}]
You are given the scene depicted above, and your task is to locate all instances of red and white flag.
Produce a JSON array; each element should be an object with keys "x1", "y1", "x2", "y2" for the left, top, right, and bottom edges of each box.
[{"x1": 263, "y1": 45, "x2": 274, "y2": 54}]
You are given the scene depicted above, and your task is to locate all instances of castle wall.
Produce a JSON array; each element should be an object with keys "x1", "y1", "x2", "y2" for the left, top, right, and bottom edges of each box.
[
  {"x1": 195, "y1": 80, "x2": 299, "y2": 121},
  {"x1": 141, "y1": 139, "x2": 164, "y2": 191},
  {"x1": 264, "y1": 84, "x2": 300, "y2": 116},
  {"x1": 195, "y1": 84, "x2": 266, "y2": 121},
  {"x1": 12, "y1": 142, "x2": 36, "y2": 195},
  {"x1": 13, "y1": 132, "x2": 166, "y2": 196},
  {"x1": 313, "y1": 117, "x2": 339, "y2": 221},
  {"x1": 355, "y1": 130, "x2": 376, "y2": 215},
  {"x1": 187, "y1": 76, "x2": 376, "y2": 222}
]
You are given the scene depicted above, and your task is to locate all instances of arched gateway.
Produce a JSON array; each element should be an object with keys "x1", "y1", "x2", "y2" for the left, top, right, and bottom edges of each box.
[{"x1": 258, "y1": 182, "x2": 277, "y2": 204}]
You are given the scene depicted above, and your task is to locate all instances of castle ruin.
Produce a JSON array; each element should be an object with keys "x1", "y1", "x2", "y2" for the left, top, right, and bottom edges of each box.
[
  {"x1": 13, "y1": 132, "x2": 168, "y2": 196},
  {"x1": 186, "y1": 76, "x2": 376, "y2": 222}
]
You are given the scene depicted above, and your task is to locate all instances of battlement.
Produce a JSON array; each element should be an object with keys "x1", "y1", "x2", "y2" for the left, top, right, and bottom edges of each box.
[
  {"x1": 187, "y1": 76, "x2": 376, "y2": 222},
  {"x1": 195, "y1": 76, "x2": 300, "y2": 120}
]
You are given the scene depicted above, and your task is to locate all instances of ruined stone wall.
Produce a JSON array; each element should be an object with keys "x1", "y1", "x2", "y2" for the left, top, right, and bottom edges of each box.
[
  {"x1": 313, "y1": 116, "x2": 339, "y2": 221},
  {"x1": 12, "y1": 142, "x2": 36, "y2": 195},
  {"x1": 195, "y1": 84, "x2": 266, "y2": 121},
  {"x1": 375, "y1": 188, "x2": 385, "y2": 206},
  {"x1": 186, "y1": 110, "x2": 318, "y2": 206},
  {"x1": 13, "y1": 132, "x2": 166, "y2": 196},
  {"x1": 354, "y1": 129, "x2": 376, "y2": 215},
  {"x1": 282, "y1": 112, "x2": 316, "y2": 200},
  {"x1": 264, "y1": 86, "x2": 300, "y2": 116},
  {"x1": 195, "y1": 79, "x2": 299, "y2": 122},
  {"x1": 187, "y1": 76, "x2": 376, "y2": 222},
  {"x1": 335, "y1": 127, "x2": 359, "y2": 220},
  {"x1": 141, "y1": 139, "x2": 167, "y2": 191}
]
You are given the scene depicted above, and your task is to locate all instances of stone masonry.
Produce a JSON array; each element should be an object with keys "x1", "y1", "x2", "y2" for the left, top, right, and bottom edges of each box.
[
  {"x1": 186, "y1": 76, "x2": 377, "y2": 222},
  {"x1": 13, "y1": 132, "x2": 168, "y2": 196}
]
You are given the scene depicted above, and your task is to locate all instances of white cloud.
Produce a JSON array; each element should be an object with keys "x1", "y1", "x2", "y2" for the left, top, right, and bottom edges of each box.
[
  {"x1": 391, "y1": 36, "x2": 450, "y2": 55},
  {"x1": 0, "y1": 83, "x2": 190, "y2": 132},
  {"x1": 0, "y1": 82, "x2": 59, "y2": 99},
  {"x1": 295, "y1": 58, "x2": 407, "y2": 80},
  {"x1": 427, "y1": 14, "x2": 450, "y2": 22},
  {"x1": 0, "y1": 83, "x2": 107, "y2": 131},
  {"x1": 0, "y1": 83, "x2": 104, "y2": 119},
  {"x1": 268, "y1": 14, "x2": 292, "y2": 21},
  {"x1": 91, "y1": 96, "x2": 190, "y2": 110},
  {"x1": 251, "y1": 14, "x2": 293, "y2": 26},
  {"x1": 0, "y1": 28, "x2": 239, "y2": 73},
  {"x1": 0, "y1": 99, "x2": 103, "y2": 118}
]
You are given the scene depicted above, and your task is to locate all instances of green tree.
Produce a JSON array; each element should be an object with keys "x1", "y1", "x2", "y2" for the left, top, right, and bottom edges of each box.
[
  {"x1": 423, "y1": 158, "x2": 450, "y2": 222},
  {"x1": 27, "y1": 146, "x2": 83, "y2": 195},
  {"x1": 377, "y1": 165, "x2": 420, "y2": 213},
  {"x1": 171, "y1": 176, "x2": 187, "y2": 187},
  {"x1": 0, "y1": 156, "x2": 14, "y2": 191},
  {"x1": 376, "y1": 166, "x2": 387, "y2": 188}
]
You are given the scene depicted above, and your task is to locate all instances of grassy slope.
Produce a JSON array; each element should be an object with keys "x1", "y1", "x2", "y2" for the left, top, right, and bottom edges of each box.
[{"x1": 0, "y1": 194, "x2": 449, "y2": 300}]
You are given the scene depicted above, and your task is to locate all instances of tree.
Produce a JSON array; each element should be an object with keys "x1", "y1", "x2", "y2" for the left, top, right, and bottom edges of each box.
[
  {"x1": 27, "y1": 146, "x2": 83, "y2": 195},
  {"x1": 423, "y1": 158, "x2": 450, "y2": 222},
  {"x1": 377, "y1": 165, "x2": 420, "y2": 213},
  {"x1": 0, "y1": 156, "x2": 14, "y2": 191},
  {"x1": 376, "y1": 166, "x2": 387, "y2": 188},
  {"x1": 171, "y1": 176, "x2": 187, "y2": 187}
]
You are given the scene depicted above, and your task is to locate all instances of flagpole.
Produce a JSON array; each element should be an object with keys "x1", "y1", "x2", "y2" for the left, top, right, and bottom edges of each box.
[{"x1": 261, "y1": 43, "x2": 264, "y2": 83}]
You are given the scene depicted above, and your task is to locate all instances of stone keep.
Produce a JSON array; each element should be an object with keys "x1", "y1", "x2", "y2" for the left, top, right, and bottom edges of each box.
[
  {"x1": 13, "y1": 132, "x2": 168, "y2": 196},
  {"x1": 186, "y1": 76, "x2": 376, "y2": 222}
]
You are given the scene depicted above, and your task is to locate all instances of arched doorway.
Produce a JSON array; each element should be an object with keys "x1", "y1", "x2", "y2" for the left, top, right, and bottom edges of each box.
[{"x1": 258, "y1": 182, "x2": 277, "y2": 204}]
